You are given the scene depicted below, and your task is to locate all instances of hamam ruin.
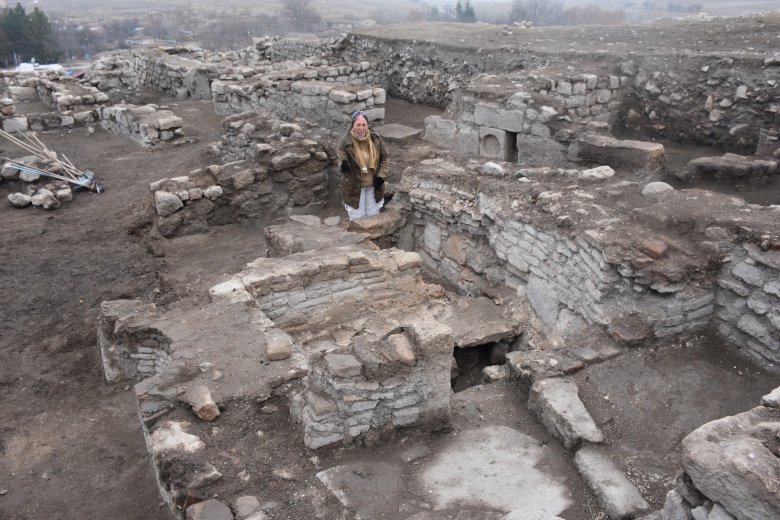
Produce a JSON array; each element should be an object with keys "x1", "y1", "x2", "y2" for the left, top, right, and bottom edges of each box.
[{"x1": 1, "y1": 12, "x2": 780, "y2": 520}]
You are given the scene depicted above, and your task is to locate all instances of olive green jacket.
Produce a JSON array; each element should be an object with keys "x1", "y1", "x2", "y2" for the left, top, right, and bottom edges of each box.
[{"x1": 336, "y1": 130, "x2": 390, "y2": 209}]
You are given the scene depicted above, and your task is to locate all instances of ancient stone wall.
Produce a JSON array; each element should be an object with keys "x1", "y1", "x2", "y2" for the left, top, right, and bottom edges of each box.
[
  {"x1": 211, "y1": 77, "x2": 386, "y2": 130},
  {"x1": 391, "y1": 159, "x2": 779, "y2": 363},
  {"x1": 343, "y1": 36, "x2": 777, "y2": 154},
  {"x1": 152, "y1": 117, "x2": 332, "y2": 237},
  {"x1": 623, "y1": 55, "x2": 778, "y2": 153},
  {"x1": 100, "y1": 103, "x2": 184, "y2": 147},
  {"x1": 129, "y1": 49, "x2": 212, "y2": 100},
  {"x1": 714, "y1": 243, "x2": 780, "y2": 362},
  {"x1": 295, "y1": 319, "x2": 452, "y2": 449},
  {"x1": 252, "y1": 34, "x2": 344, "y2": 63},
  {"x1": 36, "y1": 77, "x2": 110, "y2": 112}
]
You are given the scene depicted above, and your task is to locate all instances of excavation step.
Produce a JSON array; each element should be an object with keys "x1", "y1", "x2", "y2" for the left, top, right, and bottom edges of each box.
[
  {"x1": 685, "y1": 153, "x2": 777, "y2": 183},
  {"x1": 575, "y1": 447, "x2": 650, "y2": 520},
  {"x1": 528, "y1": 378, "x2": 604, "y2": 450}
]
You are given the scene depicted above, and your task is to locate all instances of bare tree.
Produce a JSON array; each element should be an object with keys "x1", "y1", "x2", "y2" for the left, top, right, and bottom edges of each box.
[{"x1": 279, "y1": 0, "x2": 318, "y2": 31}]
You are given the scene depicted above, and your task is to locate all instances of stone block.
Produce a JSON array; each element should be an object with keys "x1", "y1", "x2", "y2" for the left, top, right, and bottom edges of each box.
[
  {"x1": 575, "y1": 447, "x2": 650, "y2": 519},
  {"x1": 479, "y1": 126, "x2": 514, "y2": 162},
  {"x1": 528, "y1": 378, "x2": 604, "y2": 450},
  {"x1": 570, "y1": 134, "x2": 665, "y2": 180},
  {"x1": 186, "y1": 499, "x2": 233, "y2": 520},
  {"x1": 474, "y1": 104, "x2": 525, "y2": 133},
  {"x1": 325, "y1": 353, "x2": 362, "y2": 377},
  {"x1": 424, "y1": 116, "x2": 479, "y2": 155},
  {"x1": 266, "y1": 331, "x2": 293, "y2": 361}
]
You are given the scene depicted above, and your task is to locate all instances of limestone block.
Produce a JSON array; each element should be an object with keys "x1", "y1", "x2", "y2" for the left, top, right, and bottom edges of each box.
[
  {"x1": 204, "y1": 185, "x2": 223, "y2": 200},
  {"x1": 423, "y1": 116, "x2": 479, "y2": 155},
  {"x1": 325, "y1": 353, "x2": 362, "y2": 377},
  {"x1": 330, "y1": 89, "x2": 356, "y2": 103},
  {"x1": 271, "y1": 151, "x2": 310, "y2": 171},
  {"x1": 479, "y1": 127, "x2": 514, "y2": 161},
  {"x1": 30, "y1": 188, "x2": 61, "y2": 210},
  {"x1": 389, "y1": 334, "x2": 416, "y2": 366},
  {"x1": 150, "y1": 421, "x2": 205, "y2": 455},
  {"x1": 266, "y1": 330, "x2": 293, "y2": 361},
  {"x1": 687, "y1": 155, "x2": 777, "y2": 182},
  {"x1": 681, "y1": 407, "x2": 780, "y2": 520},
  {"x1": 579, "y1": 165, "x2": 615, "y2": 181},
  {"x1": 155, "y1": 190, "x2": 184, "y2": 217},
  {"x1": 186, "y1": 499, "x2": 233, "y2": 520},
  {"x1": 232, "y1": 169, "x2": 255, "y2": 190},
  {"x1": 575, "y1": 447, "x2": 650, "y2": 519},
  {"x1": 474, "y1": 103, "x2": 525, "y2": 133},
  {"x1": 3, "y1": 116, "x2": 29, "y2": 133},
  {"x1": 571, "y1": 134, "x2": 665, "y2": 179},
  {"x1": 642, "y1": 182, "x2": 674, "y2": 197},
  {"x1": 528, "y1": 378, "x2": 603, "y2": 450},
  {"x1": 55, "y1": 188, "x2": 73, "y2": 203},
  {"x1": 181, "y1": 385, "x2": 221, "y2": 421},
  {"x1": 363, "y1": 107, "x2": 384, "y2": 121},
  {"x1": 7, "y1": 192, "x2": 31, "y2": 208},
  {"x1": 158, "y1": 115, "x2": 183, "y2": 131},
  {"x1": 8, "y1": 85, "x2": 37, "y2": 101}
]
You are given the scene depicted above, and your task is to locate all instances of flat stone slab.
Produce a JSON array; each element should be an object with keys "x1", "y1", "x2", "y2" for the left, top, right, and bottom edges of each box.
[
  {"x1": 571, "y1": 133, "x2": 666, "y2": 179},
  {"x1": 574, "y1": 447, "x2": 650, "y2": 520},
  {"x1": 317, "y1": 462, "x2": 403, "y2": 518},
  {"x1": 374, "y1": 123, "x2": 424, "y2": 145},
  {"x1": 506, "y1": 350, "x2": 585, "y2": 390},
  {"x1": 528, "y1": 378, "x2": 604, "y2": 450},
  {"x1": 346, "y1": 209, "x2": 406, "y2": 238},
  {"x1": 265, "y1": 217, "x2": 374, "y2": 256},
  {"x1": 439, "y1": 296, "x2": 523, "y2": 348},
  {"x1": 686, "y1": 153, "x2": 777, "y2": 181},
  {"x1": 419, "y1": 426, "x2": 574, "y2": 515}
]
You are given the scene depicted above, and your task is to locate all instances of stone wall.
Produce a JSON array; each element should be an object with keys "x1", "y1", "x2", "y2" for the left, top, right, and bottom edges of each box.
[
  {"x1": 295, "y1": 319, "x2": 452, "y2": 449},
  {"x1": 343, "y1": 35, "x2": 778, "y2": 155},
  {"x1": 252, "y1": 34, "x2": 344, "y2": 63},
  {"x1": 152, "y1": 117, "x2": 332, "y2": 237},
  {"x1": 128, "y1": 49, "x2": 212, "y2": 100},
  {"x1": 622, "y1": 55, "x2": 779, "y2": 153},
  {"x1": 390, "y1": 158, "x2": 780, "y2": 363},
  {"x1": 211, "y1": 78, "x2": 386, "y2": 130},
  {"x1": 714, "y1": 242, "x2": 780, "y2": 362},
  {"x1": 36, "y1": 77, "x2": 110, "y2": 112},
  {"x1": 99, "y1": 103, "x2": 184, "y2": 147}
]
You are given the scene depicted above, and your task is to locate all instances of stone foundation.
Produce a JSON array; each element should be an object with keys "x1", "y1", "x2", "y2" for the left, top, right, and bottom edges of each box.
[{"x1": 99, "y1": 103, "x2": 184, "y2": 147}]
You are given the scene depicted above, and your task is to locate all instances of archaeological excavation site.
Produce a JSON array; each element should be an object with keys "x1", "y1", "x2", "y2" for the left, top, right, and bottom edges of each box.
[{"x1": 1, "y1": 13, "x2": 779, "y2": 520}]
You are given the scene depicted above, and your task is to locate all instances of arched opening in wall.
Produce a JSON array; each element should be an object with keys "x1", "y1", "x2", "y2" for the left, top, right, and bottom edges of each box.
[{"x1": 451, "y1": 339, "x2": 515, "y2": 392}]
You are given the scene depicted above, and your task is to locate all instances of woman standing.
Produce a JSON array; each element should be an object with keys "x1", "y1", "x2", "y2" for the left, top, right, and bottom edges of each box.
[{"x1": 337, "y1": 110, "x2": 390, "y2": 220}]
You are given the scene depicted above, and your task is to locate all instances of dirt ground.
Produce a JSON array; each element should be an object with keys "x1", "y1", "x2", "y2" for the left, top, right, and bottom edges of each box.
[{"x1": 2, "y1": 16, "x2": 780, "y2": 518}]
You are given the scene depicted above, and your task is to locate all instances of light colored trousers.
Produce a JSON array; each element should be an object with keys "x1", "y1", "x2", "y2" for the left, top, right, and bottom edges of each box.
[{"x1": 345, "y1": 187, "x2": 384, "y2": 220}]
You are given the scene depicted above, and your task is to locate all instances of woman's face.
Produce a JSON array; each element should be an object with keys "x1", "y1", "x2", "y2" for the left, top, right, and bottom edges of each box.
[{"x1": 353, "y1": 116, "x2": 368, "y2": 136}]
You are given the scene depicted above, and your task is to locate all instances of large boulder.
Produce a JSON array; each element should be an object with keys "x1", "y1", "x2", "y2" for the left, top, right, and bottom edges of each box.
[{"x1": 680, "y1": 406, "x2": 780, "y2": 520}]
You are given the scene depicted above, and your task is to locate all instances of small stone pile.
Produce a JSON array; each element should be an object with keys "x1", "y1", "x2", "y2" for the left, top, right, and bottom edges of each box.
[
  {"x1": 99, "y1": 103, "x2": 184, "y2": 147},
  {"x1": 3, "y1": 157, "x2": 74, "y2": 210}
]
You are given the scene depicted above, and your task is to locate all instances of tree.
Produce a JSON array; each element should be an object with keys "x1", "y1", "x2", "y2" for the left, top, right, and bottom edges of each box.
[
  {"x1": 27, "y1": 7, "x2": 58, "y2": 62},
  {"x1": 1, "y1": 3, "x2": 30, "y2": 63},
  {"x1": 463, "y1": 0, "x2": 477, "y2": 23},
  {"x1": 279, "y1": 0, "x2": 319, "y2": 31},
  {"x1": 455, "y1": 0, "x2": 464, "y2": 22},
  {"x1": 510, "y1": 0, "x2": 563, "y2": 26}
]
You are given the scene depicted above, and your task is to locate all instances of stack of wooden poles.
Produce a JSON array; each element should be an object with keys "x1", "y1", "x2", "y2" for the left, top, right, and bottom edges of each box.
[{"x1": 0, "y1": 129, "x2": 98, "y2": 190}]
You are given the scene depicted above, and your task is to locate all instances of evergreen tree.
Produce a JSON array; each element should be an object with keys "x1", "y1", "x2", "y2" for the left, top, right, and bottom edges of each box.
[
  {"x1": 464, "y1": 1, "x2": 477, "y2": 22},
  {"x1": 28, "y1": 7, "x2": 58, "y2": 63},
  {"x1": 455, "y1": 0, "x2": 464, "y2": 22},
  {"x1": 1, "y1": 3, "x2": 30, "y2": 63}
]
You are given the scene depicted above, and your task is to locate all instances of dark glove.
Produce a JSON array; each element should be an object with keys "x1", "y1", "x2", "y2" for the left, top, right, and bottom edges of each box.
[
  {"x1": 373, "y1": 176, "x2": 384, "y2": 189},
  {"x1": 340, "y1": 160, "x2": 349, "y2": 172}
]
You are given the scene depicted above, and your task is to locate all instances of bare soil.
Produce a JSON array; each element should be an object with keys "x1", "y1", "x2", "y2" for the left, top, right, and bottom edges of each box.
[{"x1": 2, "y1": 16, "x2": 780, "y2": 518}]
